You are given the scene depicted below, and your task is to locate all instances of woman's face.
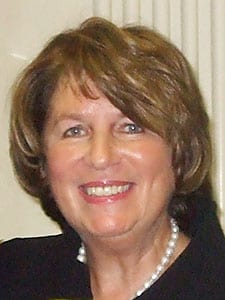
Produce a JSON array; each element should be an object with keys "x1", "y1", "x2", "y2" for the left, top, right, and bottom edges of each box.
[{"x1": 44, "y1": 82, "x2": 175, "y2": 240}]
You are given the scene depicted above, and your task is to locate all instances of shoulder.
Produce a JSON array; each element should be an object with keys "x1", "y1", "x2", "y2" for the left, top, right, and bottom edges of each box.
[
  {"x1": 0, "y1": 234, "x2": 64, "y2": 274},
  {"x1": 176, "y1": 201, "x2": 225, "y2": 297},
  {"x1": 0, "y1": 233, "x2": 90, "y2": 299},
  {"x1": 0, "y1": 234, "x2": 69, "y2": 298},
  {"x1": 0, "y1": 233, "x2": 81, "y2": 275},
  {"x1": 0, "y1": 234, "x2": 64, "y2": 263}
]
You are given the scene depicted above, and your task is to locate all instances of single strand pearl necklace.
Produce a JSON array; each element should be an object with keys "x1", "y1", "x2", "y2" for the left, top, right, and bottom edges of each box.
[{"x1": 77, "y1": 218, "x2": 179, "y2": 299}]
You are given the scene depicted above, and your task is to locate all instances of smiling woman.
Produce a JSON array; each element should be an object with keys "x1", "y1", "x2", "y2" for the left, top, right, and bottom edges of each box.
[{"x1": 0, "y1": 17, "x2": 225, "y2": 300}]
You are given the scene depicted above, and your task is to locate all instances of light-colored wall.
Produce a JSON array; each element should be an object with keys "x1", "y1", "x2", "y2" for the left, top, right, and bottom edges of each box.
[{"x1": 1, "y1": 0, "x2": 225, "y2": 240}]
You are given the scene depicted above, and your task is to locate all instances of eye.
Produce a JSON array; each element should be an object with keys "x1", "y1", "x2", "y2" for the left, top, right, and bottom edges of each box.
[
  {"x1": 123, "y1": 123, "x2": 144, "y2": 134},
  {"x1": 63, "y1": 125, "x2": 87, "y2": 138}
]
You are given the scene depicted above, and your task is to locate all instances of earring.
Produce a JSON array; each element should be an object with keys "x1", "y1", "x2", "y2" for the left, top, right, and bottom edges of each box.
[{"x1": 76, "y1": 243, "x2": 87, "y2": 263}]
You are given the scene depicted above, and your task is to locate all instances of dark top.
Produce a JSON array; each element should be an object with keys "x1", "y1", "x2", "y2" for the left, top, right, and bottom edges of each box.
[{"x1": 1, "y1": 198, "x2": 225, "y2": 300}]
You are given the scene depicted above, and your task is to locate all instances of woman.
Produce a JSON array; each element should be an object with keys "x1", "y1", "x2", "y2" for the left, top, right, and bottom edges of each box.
[{"x1": 0, "y1": 17, "x2": 225, "y2": 300}]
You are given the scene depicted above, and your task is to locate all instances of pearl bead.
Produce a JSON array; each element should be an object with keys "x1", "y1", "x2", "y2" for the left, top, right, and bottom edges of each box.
[
  {"x1": 161, "y1": 256, "x2": 169, "y2": 265},
  {"x1": 172, "y1": 232, "x2": 178, "y2": 239},
  {"x1": 166, "y1": 248, "x2": 173, "y2": 256},
  {"x1": 168, "y1": 240, "x2": 176, "y2": 247},
  {"x1": 144, "y1": 281, "x2": 151, "y2": 289},
  {"x1": 156, "y1": 265, "x2": 163, "y2": 272}
]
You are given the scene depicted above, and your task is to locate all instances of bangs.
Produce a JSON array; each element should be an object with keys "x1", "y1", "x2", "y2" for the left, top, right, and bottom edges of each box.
[{"x1": 54, "y1": 29, "x2": 167, "y2": 138}]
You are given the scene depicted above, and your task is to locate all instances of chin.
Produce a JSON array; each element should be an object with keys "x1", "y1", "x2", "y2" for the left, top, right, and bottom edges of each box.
[{"x1": 81, "y1": 216, "x2": 136, "y2": 239}]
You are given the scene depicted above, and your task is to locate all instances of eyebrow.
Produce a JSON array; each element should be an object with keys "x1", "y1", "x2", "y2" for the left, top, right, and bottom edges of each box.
[
  {"x1": 50, "y1": 110, "x2": 127, "y2": 127},
  {"x1": 50, "y1": 112, "x2": 85, "y2": 127}
]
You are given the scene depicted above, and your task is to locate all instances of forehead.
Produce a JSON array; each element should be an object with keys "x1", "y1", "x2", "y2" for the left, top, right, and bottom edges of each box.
[{"x1": 48, "y1": 78, "x2": 121, "y2": 119}]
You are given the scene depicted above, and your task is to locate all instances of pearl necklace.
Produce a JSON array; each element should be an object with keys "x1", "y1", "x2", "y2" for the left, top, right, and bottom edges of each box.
[{"x1": 76, "y1": 218, "x2": 179, "y2": 299}]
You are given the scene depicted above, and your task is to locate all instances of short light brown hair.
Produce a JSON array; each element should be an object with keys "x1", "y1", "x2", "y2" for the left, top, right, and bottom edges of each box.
[{"x1": 10, "y1": 17, "x2": 211, "y2": 228}]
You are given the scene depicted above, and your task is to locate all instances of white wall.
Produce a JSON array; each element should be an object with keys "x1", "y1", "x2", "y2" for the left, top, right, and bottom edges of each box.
[{"x1": 1, "y1": 0, "x2": 224, "y2": 240}]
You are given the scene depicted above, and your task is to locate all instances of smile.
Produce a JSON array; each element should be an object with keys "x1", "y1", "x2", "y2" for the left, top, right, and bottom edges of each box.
[
  {"x1": 79, "y1": 181, "x2": 133, "y2": 204},
  {"x1": 85, "y1": 184, "x2": 130, "y2": 197}
]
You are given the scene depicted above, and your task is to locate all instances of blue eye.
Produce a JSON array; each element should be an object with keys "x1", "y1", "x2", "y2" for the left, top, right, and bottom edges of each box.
[
  {"x1": 63, "y1": 125, "x2": 86, "y2": 138},
  {"x1": 124, "y1": 123, "x2": 144, "y2": 134}
]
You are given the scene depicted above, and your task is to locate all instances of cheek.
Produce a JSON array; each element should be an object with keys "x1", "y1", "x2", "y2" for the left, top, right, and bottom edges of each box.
[
  {"x1": 45, "y1": 144, "x2": 80, "y2": 179},
  {"x1": 127, "y1": 140, "x2": 172, "y2": 173},
  {"x1": 133, "y1": 141, "x2": 175, "y2": 191}
]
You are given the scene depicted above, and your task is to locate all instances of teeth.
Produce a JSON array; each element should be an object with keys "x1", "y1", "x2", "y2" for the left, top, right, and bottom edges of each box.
[{"x1": 85, "y1": 184, "x2": 130, "y2": 197}]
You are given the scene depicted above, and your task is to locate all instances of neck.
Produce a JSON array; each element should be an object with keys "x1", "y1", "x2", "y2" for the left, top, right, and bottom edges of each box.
[
  {"x1": 79, "y1": 216, "x2": 189, "y2": 300},
  {"x1": 83, "y1": 214, "x2": 170, "y2": 265}
]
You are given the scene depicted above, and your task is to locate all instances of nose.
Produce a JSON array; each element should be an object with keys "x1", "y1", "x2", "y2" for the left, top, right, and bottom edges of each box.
[{"x1": 84, "y1": 132, "x2": 120, "y2": 170}]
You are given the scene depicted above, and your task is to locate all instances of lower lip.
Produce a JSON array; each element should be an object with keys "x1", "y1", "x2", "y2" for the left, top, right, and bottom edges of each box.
[{"x1": 79, "y1": 186, "x2": 133, "y2": 204}]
